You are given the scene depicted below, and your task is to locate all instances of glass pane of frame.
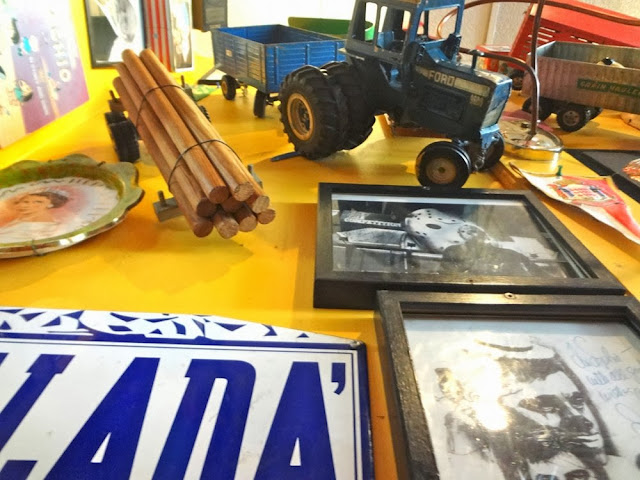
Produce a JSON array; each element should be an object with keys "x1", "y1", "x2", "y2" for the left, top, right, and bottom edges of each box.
[
  {"x1": 84, "y1": 0, "x2": 146, "y2": 67},
  {"x1": 375, "y1": 291, "x2": 640, "y2": 480},
  {"x1": 314, "y1": 184, "x2": 626, "y2": 309}
]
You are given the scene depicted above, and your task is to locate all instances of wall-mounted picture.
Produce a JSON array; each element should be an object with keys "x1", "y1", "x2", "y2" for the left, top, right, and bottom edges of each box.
[
  {"x1": 84, "y1": 0, "x2": 145, "y2": 67},
  {"x1": 167, "y1": 0, "x2": 193, "y2": 71},
  {"x1": 375, "y1": 291, "x2": 640, "y2": 480},
  {"x1": 314, "y1": 183, "x2": 625, "y2": 308}
]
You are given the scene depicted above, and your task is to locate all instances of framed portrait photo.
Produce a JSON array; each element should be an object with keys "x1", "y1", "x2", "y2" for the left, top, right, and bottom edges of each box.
[
  {"x1": 314, "y1": 183, "x2": 625, "y2": 309},
  {"x1": 84, "y1": 0, "x2": 146, "y2": 67},
  {"x1": 167, "y1": 0, "x2": 193, "y2": 71},
  {"x1": 375, "y1": 290, "x2": 640, "y2": 480}
]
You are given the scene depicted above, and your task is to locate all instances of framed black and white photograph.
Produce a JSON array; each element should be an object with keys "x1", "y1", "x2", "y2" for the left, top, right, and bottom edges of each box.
[
  {"x1": 167, "y1": 0, "x2": 193, "y2": 71},
  {"x1": 375, "y1": 291, "x2": 640, "y2": 480},
  {"x1": 314, "y1": 183, "x2": 625, "y2": 309},
  {"x1": 84, "y1": 0, "x2": 145, "y2": 67}
]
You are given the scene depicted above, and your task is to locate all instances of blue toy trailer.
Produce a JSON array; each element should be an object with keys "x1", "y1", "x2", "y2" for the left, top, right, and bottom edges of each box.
[{"x1": 212, "y1": 24, "x2": 345, "y2": 117}]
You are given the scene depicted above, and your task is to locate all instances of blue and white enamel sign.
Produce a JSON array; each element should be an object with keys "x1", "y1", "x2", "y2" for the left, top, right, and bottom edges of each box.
[{"x1": 0, "y1": 307, "x2": 373, "y2": 479}]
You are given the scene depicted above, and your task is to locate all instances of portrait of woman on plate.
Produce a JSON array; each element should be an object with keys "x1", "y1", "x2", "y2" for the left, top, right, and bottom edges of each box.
[{"x1": 0, "y1": 190, "x2": 71, "y2": 243}]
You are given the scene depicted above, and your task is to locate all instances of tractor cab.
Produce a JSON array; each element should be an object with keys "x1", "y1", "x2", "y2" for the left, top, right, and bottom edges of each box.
[{"x1": 345, "y1": 0, "x2": 464, "y2": 91}]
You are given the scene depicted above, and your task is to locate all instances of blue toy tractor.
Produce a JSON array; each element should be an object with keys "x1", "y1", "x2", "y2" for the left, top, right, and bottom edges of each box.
[{"x1": 278, "y1": 0, "x2": 512, "y2": 188}]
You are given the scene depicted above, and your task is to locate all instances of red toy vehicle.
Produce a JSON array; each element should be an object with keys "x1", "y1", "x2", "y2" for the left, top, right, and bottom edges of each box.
[{"x1": 486, "y1": 0, "x2": 640, "y2": 89}]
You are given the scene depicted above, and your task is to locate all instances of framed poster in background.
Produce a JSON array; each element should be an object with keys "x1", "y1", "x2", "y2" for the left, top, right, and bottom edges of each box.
[
  {"x1": 144, "y1": 0, "x2": 193, "y2": 72},
  {"x1": 84, "y1": 0, "x2": 146, "y2": 67},
  {"x1": 314, "y1": 183, "x2": 626, "y2": 309},
  {"x1": 0, "y1": 0, "x2": 88, "y2": 147},
  {"x1": 375, "y1": 291, "x2": 640, "y2": 480}
]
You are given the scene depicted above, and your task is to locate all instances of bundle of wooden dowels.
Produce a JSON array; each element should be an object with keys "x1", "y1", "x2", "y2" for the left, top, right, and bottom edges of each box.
[{"x1": 113, "y1": 48, "x2": 275, "y2": 238}]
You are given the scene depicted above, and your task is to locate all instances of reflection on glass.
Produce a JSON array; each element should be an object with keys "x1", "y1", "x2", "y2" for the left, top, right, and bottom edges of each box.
[
  {"x1": 404, "y1": 317, "x2": 640, "y2": 480},
  {"x1": 331, "y1": 194, "x2": 586, "y2": 278}
]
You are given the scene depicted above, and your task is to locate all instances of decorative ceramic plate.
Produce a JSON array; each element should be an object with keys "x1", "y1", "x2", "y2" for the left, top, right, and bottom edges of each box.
[{"x1": 0, "y1": 154, "x2": 143, "y2": 258}]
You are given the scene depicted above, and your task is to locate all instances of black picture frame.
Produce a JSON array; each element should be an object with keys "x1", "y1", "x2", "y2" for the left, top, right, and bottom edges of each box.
[
  {"x1": 84, "y1": 0, "x2": 146, "y2": 67},
  {"x1": 374, "y1": 290, "x2": 640, "y2": 480},
  {"x1": 314, "y1": 183, "x2": 625, "y2": 309},
  {"x1": 566, "y1": 149, "x2": 640, "y2": 202}
]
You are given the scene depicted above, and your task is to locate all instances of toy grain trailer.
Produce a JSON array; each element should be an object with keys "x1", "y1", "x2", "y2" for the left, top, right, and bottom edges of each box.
[
  {"x1": 211, "y1": 25, "x2": 345, "y2": 117},
  {"x1": 523, "y1": 41, "x2": 640, "y2": 132}
]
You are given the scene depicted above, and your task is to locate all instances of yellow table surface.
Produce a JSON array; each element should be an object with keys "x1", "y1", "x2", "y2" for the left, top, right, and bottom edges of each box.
[{"x1": 1, "y1": 81, "x2": 640, "y2": 478}]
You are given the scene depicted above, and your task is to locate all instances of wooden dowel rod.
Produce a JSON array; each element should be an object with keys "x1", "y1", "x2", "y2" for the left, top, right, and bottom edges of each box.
[
  {"x1": 234, "y1": 204, "x2": 258, "y2": 232},
  {"x1": 221, "y1": 196, "x2": 244, "y2": 213},
  {"x1": 245, "y1": 192, "x2": 270, "y2": 214},
  {"x1": 130, "y1": 106, "x2": 214, "y2": 237},
  {"x1": 119, "y1": 50, "x2": 229, "y2": 204},
  {"x1": 114, "y1": 77, "x2": 217, "y2": 220},
  {"x1": 257, "y1": 208, "x2": 276, "y2": 225},
  {"x1": 139, "y1": 48, "x2": 255, "y2": 202},
  {"x1": 213, "y1": 210, "x2": 239, "y2": 239}
]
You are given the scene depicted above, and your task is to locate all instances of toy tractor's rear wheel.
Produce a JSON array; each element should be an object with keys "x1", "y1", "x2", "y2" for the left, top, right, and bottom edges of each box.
[
  {"x1": 221, "y1": 75, "x2": 237, "y2": 100},
  {"x1": 279, "y1": 65, "x2": 347, "y2": 159},
  {"x1": 416, "y1": 141, "x2": 471, "y2": 189},
  {"x1": 321, "y1": 61, "x2": 375, "y2": 150},
  {"x1": 556, "y1": 103, "x2": 590, "y2": 132}
]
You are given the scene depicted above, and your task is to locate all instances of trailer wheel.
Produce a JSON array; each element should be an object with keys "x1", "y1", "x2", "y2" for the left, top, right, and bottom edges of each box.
[
  {"x1": 556, "y1": 104, "x2": 590, "y2": 132},
  {"x1": 522, "y1": 97, "x2": 553, "y2": 121},
  {"x1": 279, "y1": 65, "x2": 347, "y2": 159},
  {"x1": 221, "y1": 75, "x2": 237, "y2": 100},
  {"x1": 587, "y1": 106, "x2": 603, "y2": 119},
  {"x1": 106, "y1": 117, "x2": 140, "y2": 163},
  {"x1": 253, "y1": 91, "x2": 267, "y2": 118},
  {"x1": 322, "y1": 61, "x2": 375, "y2": 150},
  {"x1": 416, "y1": 141, "x2": 471, "y2": 189},
  {"x1": 509, "y1": 70, "x2": 524, "y2": 91}
]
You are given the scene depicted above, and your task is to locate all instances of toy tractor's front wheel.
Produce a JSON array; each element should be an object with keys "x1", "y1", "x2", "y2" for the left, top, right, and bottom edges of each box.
[
  {"x1": 416, "y1": 142, "x2": 471, "y2": 189},
  {"x1": 279, "y1": 66, "x2": 347, "y2": 159}
]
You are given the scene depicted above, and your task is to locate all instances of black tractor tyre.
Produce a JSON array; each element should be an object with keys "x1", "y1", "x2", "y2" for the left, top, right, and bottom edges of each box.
[
  {"x1": 108, "y1": 119, "x2": 140, "y2": 163},
  {"x1": 253, "y1": 90, "x2": 268, "y2": 118},
  {"x1": 221, "y1": 75, "x2": 237, "y2": 100},
  {"x1": 479, "y1": 133, "x2": 505, "y2": 171},
  {"x1": 521, "y1": 97, "x2": 553, "y2": 121},
  {"x1": 556, "y1": 103, "x2": 590, "y2": 132},
  {"x1": 278, "y1": 65, "x2": 348, "y2": 159},
  {"x1": 321, "y1": 61, "x2": 375, "y2": 150},
  {"x1": 415, "y1": 141, "x2": 472, "y2": 189}
]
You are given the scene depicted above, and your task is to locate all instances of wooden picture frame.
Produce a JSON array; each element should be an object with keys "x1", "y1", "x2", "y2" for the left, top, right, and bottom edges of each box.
[
  {"x1": 375, "y1": 290, "x2": 640, "y2": 480},
  {"x1": 84, "y1": 0, "x2": 146, "y2": 67},
  {"x1": 314, "y1": 183, "x2": 625, "y2": 309}
]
